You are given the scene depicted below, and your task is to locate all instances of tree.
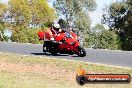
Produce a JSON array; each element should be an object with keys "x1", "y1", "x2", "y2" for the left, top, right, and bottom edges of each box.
[
  {"x1": 11, "y1": 28, "x2": 43, "y2": 44},
  {"x1": 102, "y1": 1, "x2": 126, "y2": 31},
  {"x1": 8, "y1": 0, "x2": 56, "y2": 29},
  {"x1": 7, "y1": 0, "x2": 56, "y2": 43},
  {"x1": 0, "y1": 0, "x2": 56, "y2": 43},
  {"x1": 102, "y1": 0, "x2": 132, "y2": 50},
  {"x1": 30, "y1": 0, "x2": 56, "y2": 27},
  {"x1": 53, "y1": 0, "x2": 96, "y2": 47},
  {"x1": 0, "y1": 2, "x2": 8, "y2": 41},
  {"x1": 89, "y1": 24, "x2": 119, "y2": 49},
  {"x1": 8, "y1": 0, "x2": 31, "y2": 28},
  {"x1": 53, "y1": 0, "x2": 96, "y2": 17}
]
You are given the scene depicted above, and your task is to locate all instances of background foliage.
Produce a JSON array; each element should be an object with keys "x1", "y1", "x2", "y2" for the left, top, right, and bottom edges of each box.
[
  {"x1": 53, "y1": 0, "x2": 96, "y2": 46},
  {"x1": 89, "y1": 24, "x2": 120, "y2": 49},
  {"x1": 102, "y1": 0, "x2": 132, "y2": 50},
  {"x1": 0, "y1": 0, "x2": 56, "y2": 43},
  {"x1": 0, "y1": 0, "x2": 132, "y2": 50}
]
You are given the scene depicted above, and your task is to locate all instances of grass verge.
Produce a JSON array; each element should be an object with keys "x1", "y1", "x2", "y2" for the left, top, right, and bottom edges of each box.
[{"x1": 0, "y1": 52, "x2": 131, "y2": 88}]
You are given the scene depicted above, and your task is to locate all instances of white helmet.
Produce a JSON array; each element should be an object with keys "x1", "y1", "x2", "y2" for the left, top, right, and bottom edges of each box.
[{"x1": 53, "y1": 22, "x2": 60, "y2": 29}]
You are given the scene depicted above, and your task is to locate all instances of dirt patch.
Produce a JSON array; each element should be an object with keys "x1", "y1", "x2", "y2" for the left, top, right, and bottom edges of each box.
[{"x1": 0, "y1": 60, "x2": 76, "y2": 81}]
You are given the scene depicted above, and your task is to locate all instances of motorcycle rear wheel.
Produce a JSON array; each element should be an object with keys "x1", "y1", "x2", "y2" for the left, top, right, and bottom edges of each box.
[{"x1": 51, "y1": 47, "x2": 58, "y2": 56}]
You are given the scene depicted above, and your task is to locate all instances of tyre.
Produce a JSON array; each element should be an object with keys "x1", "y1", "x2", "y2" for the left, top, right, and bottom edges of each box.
[
  {"x1": 69, "y1": 51, "x2": 74, "y2": 55},
  {"x1": 76, "y1": 46, "x2": 86, "y2": 57},
  {"x1": 51, "y1": 47, "x2": 58, "y2": 56}
]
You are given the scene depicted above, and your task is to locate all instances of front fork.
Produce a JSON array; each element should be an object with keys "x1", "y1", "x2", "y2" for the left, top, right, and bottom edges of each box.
[{"x1": 73, "y1": 42, "x2": 80, "y2": 53}]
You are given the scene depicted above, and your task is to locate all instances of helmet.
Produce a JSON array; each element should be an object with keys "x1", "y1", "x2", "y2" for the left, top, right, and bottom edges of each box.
[
  {"x1": 53, "y1": 22, "x2": 60, "y2": 29},
  {"x1": 58, "y1": 18, "x2": 66, "y2": 28}
]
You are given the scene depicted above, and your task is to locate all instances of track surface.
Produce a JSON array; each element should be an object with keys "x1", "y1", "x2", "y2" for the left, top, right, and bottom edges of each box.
[{"x1": 0, "y1": 42, "x2": 132, "y2": 68}]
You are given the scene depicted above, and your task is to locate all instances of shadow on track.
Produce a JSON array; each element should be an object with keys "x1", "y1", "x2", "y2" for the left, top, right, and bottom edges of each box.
[
  {"x1": 31, "y1": 52, "x2": 70, "y2": 56},
  {"x1": 31, "y1": 53, "x2": 51, "y2": 56}
]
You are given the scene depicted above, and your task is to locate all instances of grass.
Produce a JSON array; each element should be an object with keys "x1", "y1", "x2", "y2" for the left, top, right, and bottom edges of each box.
[{"x1": 0, "y1": 52, "x2": 131, "y2": 88}]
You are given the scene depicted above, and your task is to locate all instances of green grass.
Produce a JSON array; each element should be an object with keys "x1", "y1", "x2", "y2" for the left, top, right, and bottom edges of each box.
[{"x1": 0, "y1": 52, "x2": 131, "y2": 88}]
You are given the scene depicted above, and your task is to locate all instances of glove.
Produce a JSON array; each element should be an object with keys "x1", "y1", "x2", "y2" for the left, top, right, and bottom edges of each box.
[{"x1": 50, "y1": 38, "x2": 55, "y2": 41}]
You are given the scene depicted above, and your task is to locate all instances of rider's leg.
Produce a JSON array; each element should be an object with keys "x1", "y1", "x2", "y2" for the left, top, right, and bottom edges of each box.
[{"x1": 43, "y1": 41, "x2": 51, "y2": 52}]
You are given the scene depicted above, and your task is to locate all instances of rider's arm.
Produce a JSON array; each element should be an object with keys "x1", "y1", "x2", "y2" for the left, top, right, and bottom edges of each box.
[{"x1": 44, "y1": 29, "x2": 54, "y2": 40}]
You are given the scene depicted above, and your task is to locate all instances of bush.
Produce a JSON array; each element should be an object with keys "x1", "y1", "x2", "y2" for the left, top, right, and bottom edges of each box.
[
  {"x1": 11, "y1": 28, "x2": 43, "y2": 44},
  {"x1": 90, "y1": 30, "x2": 120, "y2": 50}
]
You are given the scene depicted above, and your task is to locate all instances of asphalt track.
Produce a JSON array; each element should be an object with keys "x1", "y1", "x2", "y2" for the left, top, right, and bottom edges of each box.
[{"x1": 0, "y1": 42, "x2": 132, "y2": 68}]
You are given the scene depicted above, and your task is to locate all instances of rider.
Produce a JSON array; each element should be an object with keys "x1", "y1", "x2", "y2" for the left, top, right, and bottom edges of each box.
[{"x1": 43, "y1": 21, "x2": 62, "y2": 52}]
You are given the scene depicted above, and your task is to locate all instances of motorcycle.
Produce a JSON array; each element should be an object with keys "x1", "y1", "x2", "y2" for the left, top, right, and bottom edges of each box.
[{"x1": 38, "y1": 30, "x2": 86, "y2": 57}]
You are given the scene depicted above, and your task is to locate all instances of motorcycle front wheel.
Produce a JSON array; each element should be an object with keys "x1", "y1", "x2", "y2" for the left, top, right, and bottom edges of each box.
[{"x1": 75, "y1": 46, "x2": 86, "y2": 57}]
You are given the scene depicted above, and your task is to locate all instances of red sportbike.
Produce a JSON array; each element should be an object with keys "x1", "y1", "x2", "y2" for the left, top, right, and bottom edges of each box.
[{"x1": 38, "y1": 30, "x2": 86, "y2": 57}]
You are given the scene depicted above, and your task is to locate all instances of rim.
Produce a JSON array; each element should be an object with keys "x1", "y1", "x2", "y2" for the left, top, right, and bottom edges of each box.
[{"x1": 79, "y1": 49, "x2": 84, "y2": 55}]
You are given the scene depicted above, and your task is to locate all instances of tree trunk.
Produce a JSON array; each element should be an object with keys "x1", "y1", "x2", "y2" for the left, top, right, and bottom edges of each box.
[{"x1": 0, "y1": 31, "x2": 5, "y2": 41}]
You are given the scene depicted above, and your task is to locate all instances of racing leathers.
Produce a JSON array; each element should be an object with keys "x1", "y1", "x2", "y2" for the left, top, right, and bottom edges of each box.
[{"x1": 43, "y1": 27, "x2": 59, "y2": 52}]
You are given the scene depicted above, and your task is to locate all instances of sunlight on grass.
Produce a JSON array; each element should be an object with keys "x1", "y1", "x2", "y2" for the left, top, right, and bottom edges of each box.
[{"x1": 0, "y1": 52, "x2": 131, "y2": 88}]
